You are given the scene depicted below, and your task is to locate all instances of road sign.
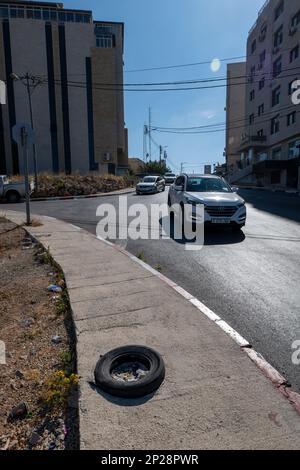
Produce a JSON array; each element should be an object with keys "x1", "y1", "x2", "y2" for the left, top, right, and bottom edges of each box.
[
  {"x1": 0, "y1": 80, "x2": 6, "y2": 105},
  {"x1": 12, "y1": 123, "x2": 35, "y2": 145},
  {"x1": 204, "y1": 165, "x2": 212, "y2": 175}
]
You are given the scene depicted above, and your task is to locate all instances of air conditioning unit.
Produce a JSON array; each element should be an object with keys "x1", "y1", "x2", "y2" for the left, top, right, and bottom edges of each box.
[{"x1": 103, "y1": 152, "x2": 113, "y2": 162}]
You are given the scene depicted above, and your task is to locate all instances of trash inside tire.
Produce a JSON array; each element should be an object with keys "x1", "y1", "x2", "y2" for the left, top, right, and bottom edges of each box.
[{"x1": 94, "y1": 345, "x2": 165, "y2": 398}]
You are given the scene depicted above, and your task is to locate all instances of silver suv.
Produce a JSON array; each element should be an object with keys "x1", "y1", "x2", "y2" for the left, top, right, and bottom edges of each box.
[{"x1": 168, "y1": 174, "x2": 247, "y2": 230}]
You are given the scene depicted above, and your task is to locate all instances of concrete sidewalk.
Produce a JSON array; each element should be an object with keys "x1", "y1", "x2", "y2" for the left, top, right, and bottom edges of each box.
[{"x1": 4, "y1": 210, "x2": 300, "y2": 450}]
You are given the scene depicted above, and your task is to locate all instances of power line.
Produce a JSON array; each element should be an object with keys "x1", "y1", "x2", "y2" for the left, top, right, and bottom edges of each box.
[
  {"x1": 151, "y1": 103, "x2": 299, "y2": 131},
  {"x1": 38, "y1": 66, "x2": 299, "y2": 94},
  {"x1": 152, "y1": 108, "x2": 300, "y2": 135},
  {"x1": 41, "y1": 63, "x2": 300, "y2": 89},
  {"x1": 124, "y1": 47, "x2": 300, "y2": 73}
]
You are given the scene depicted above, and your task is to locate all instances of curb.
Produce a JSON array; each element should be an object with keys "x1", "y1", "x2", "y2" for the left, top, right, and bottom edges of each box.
[
  {"x1": 238, "y1": 186, "x2": 300, "y2": 196},
  {"x1": 29, "y1": 188, "x2": 135, "y2": 202},
  {"x1": 97, "y1": 234, "x2": 300, "y2": 418}
]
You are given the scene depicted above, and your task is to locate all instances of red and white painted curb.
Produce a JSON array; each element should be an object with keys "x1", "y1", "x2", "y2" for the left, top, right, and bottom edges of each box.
[{"x1": 97, "y1": 234, "x2": 300, "y2": 417}]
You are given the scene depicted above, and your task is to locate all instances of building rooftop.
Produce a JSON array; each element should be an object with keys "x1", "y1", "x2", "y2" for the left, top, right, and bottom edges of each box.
[{"x1": 1, "y1": 1, "x2": 63, "y2": 7}]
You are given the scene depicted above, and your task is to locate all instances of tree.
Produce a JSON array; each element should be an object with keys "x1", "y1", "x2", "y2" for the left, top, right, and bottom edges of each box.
[{"x1": 144, "y1": 161, "x2": 171, "y2": 176}]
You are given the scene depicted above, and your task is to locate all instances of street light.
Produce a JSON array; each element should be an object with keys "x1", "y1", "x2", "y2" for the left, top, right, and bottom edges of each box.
[{"x1": 10, "y1": 72, "x2": 42, "y2": 188}]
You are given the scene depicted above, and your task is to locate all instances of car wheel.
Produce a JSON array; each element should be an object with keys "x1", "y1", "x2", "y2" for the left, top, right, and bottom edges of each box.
[
  {"x1": 94, "y1": 345, "x2": 165, "y2": 398},
  {"x1": 6, "y1": 191, "x2": 21, "y2": 203}
]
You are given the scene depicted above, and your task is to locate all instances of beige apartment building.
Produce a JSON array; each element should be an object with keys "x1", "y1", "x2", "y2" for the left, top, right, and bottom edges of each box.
[
  {"x1": 225, "y1": 62, "x2": 246, "y2": 176},
  {"x1": 0, "y1": 0, "x2": 128, "y2": 176},
  {"x1": 227, "y1": 0, "x2": 300, "y2": 189}
]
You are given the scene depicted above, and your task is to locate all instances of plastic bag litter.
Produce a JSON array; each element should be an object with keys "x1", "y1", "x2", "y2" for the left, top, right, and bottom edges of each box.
[{"x1": 47, "y1": 285, "x2": 62, "y2": 293}]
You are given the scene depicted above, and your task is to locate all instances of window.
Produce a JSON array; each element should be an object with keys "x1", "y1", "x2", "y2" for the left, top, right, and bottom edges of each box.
[
  {"x1": 27, "y1": 9, "x2": 34, "y2": 19},
  {"x1": 66, "y1": 12, "x2": 74, "y2": 22},
  {"x1": 250, "y1": 65, "x2": 256, "y2": 83},
  {"x1": 273, "y1": 57, "x2": 282, "y2": 77},
  {"x1": 58, "y1": 11, "x2": 66, "y2": 22},
  {"x1": 33, "y1": 9, "x2": 41, "y2": 19},
  {"x1": 42, "y1": 9, "x2": 50, "y2": 21},
  {"x1": 259, "y1": 50, "x2": 266, "y2": 67},
  {"x1": 96, "y1": 35, "x2": 113, "y2": 48},
  {"x1": 186, "y1": 177, "x2": 231, "y2": 193},
  {"x1": 0, "y1": 7, "x2": 8, "y2": 18},
  {"x1": 259, "y1": 77, "x2": 265, "y2": 90},
  {"x1": 272, "y1": 86, "x2": 281, "y2": 106},
  {"x1": 291, "y1": 11, "x2": 300, "y2": 28},
  {"x1": 271, "y1": 116, "x2": 280, "y2": 134},
  {"x1": 249, "y1": 114, "x2": 255, "y2": 125},
  {"x1": 10, "y1": 7, "x2": 18, "y2": 18},
  {"x1": 260, "y1": 23, "x2": 267, "y2": 41},
  {"x1": 290, "y1": 45, "x2": 299, "y2": 63},
  {"x1": 12, "y1": 7, "x2": 25, "y2": 18},
  {"x1": 250, "y1": 89, "x2": 255, "y2": 101},
  {"x1": 258, "y1": 104, "x2": 265, "y2": 116},
  {"x1": 50, "y1": 10, "x2": 57, "y2": 21},
  {"x1": 275, "y1": 1, "x2": 284, "y2": 21},
  {"x1": 257, "y1": 129, "x2": 264, "y2": 137},
  {"x1": 274, "y1": 25, "x2": 283, "y2": 47},
  {"x1": 288, "y1": 140, "x2": 300, "y2": 158},
  {"x1": 272, "y1": 147, "x2": 282, "y2": 160},
  {"x1": 288, "y1": 79, "x2": 298, "y2": 95},
  {"x1": 75, "y1": 13, "x2": 84, "y2": 22},
  {"x1": 251, "y1": 40, "x2": 257, "y2": 54},
  {"x1": 287, "y1": 111, "x2": 296, "y2": 126}
]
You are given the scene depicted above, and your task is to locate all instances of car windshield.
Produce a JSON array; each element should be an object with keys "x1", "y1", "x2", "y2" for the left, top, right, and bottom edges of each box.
[
  {"x1": 143, "y1": 177, "x2": 156, "y2": 183},
  {"x1": 166, "y1": 174, "x2": 175, "y2": 177},
  {"x1": 186, "y1": 177, "x2": 232, "y2": 193}
]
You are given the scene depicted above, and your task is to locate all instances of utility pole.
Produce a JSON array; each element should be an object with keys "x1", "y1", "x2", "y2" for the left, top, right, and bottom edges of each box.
[
  {"x1": 25, "y1": 73, "x2": 38, "y2": 190},
  {"x1": 143, "y1": 125, "x2": 147, "y2": 162},
  {"x1": 148, "y1": 107, "x2": 152, "y2": 161},
  {"x1": 11, "y1": 73, "x2": 42, "y2": 189},
  {"x1": 159, "y1": 145, "x2": 163, "y2": 165}
]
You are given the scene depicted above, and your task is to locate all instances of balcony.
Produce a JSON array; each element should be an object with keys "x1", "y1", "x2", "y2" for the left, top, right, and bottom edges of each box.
[{"x1": 239, "y1": 135, "x2": 268, "y2": 151}]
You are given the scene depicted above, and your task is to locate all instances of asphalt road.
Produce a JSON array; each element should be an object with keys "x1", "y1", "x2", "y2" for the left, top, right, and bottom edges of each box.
[{"x1": 2, "y1": 188, "x2": 300, "y2": 391}]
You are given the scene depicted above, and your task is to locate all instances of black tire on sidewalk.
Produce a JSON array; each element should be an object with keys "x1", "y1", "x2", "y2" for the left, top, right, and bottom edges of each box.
[{"x1": 94, "y1": 345, "x2": 165, "y2": 398}]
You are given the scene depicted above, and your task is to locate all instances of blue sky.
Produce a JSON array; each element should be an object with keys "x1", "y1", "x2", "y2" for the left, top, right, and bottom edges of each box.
[{"x1": 64, "y1": 0, "x2": 265, "y2": 173}]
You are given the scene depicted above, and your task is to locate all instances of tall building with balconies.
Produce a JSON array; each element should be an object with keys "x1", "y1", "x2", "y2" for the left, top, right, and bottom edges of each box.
[
  {"x1": 229, "y1": 0, "x2": 300, "y2": 189},
  {"x1": 0, "y1": 1, "x2": 128, "y2": 175}
]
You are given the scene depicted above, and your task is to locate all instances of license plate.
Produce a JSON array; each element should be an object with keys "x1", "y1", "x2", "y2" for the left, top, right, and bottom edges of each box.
[{"x1": 211, "y1": 218, "x2": 231, "y2": 224}]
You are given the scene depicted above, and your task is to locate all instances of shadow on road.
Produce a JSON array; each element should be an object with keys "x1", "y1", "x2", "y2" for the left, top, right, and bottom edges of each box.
[
  {"x1": 160, "y1": 216, "x2": 245, "y2": 247},
  {"x1": 239, "y1": 189, "x2": 300, "y2": 224}
]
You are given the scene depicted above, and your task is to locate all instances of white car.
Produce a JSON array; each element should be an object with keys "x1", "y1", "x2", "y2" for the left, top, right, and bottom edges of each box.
[
  {"x1": 136, "y1": 176, "x2": 166, "y2": 195},
  {"x1": 164, "y1": 173, "x2": 176, "y2": 185},
  {"x1": 168, "y1": 174, "x2": 247, "y2": 230}
]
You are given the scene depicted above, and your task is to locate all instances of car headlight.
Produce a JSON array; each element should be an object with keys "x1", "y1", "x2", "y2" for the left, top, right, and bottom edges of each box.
[
  {"x1": 186, "y1": 198, "x2": 203, "y2": 205},
  {"x1": 237, "y1": 201, "x2": 245, "y2": 208}
]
